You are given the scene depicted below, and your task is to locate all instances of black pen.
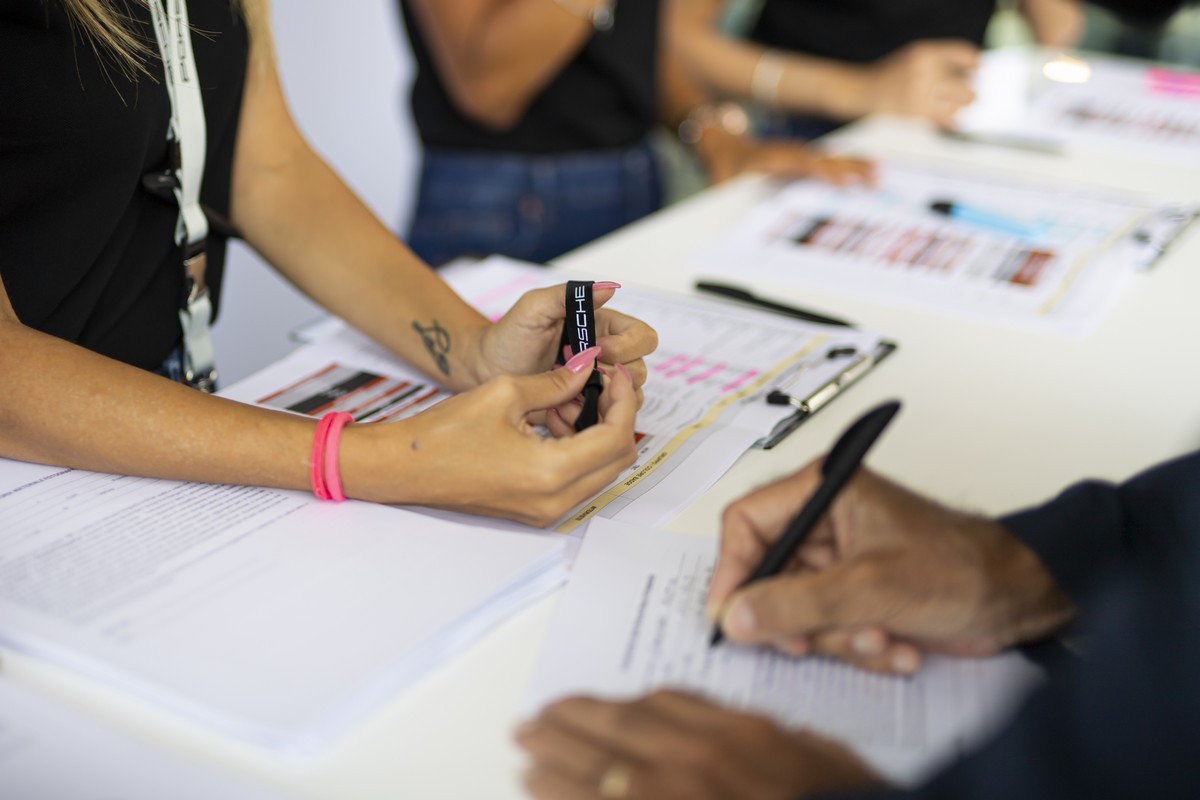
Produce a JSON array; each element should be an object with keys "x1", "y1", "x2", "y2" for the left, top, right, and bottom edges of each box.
[
  {"x1": 710, "y1": 400, "x2": 901, "y2": 647},
  {"x1": 695, "y1": 281, "x2": 854, "y2": 328}
]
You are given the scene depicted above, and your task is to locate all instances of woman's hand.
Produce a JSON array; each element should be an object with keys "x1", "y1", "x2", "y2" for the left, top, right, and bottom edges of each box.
[
  {"x1": 517, "y1": 690, "x2": 885, "y2": 800},
  {"x1": 340, "y1": 350, "x2": 639, "y2": 526},
  {"x1": 694, "y1": 126, "x2": 877, "y2": 187},
  {"x1": 464, "y1": 283, "x2": 658, "y2": 398}
]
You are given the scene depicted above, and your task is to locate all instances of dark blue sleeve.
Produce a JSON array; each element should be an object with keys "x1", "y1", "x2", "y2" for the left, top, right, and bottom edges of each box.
[
  {"x1": 999, "y1": 451, "x2": 1200, "y2": 603},
  {"x1": 839, "y1": 452, "x2": 1200, "y2": 800}
]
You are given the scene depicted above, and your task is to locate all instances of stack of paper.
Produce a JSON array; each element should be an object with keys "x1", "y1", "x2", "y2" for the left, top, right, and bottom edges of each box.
[{"x1": 0, "y1": 458, "x2": 566, "y2": 754}]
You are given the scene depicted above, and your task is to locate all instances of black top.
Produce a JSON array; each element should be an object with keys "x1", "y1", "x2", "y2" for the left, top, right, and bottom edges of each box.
[
  {"x1": 838, "y1": 451, "x2": 1200, "y2": 800},
  {"x1": 0, "y1": 0, "x2": 248, "y2": 370},
  {"x1": 749, "y1": 0, "x2": 995, "y2": 64},
  {"x1": 398, "y1": 0, "x2": 659, "y2": 153}
]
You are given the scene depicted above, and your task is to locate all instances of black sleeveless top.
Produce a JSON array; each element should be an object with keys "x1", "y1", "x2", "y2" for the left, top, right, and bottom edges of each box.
[
  {"x1": 0, "y1": 0, "x2": 248, "y2": 370},
  {"x1": 750, "y1": 0, "x2": 995, "y2": 64},
  {"x1": 398, "y1": 0, "x2": 659, "y2": 153}
]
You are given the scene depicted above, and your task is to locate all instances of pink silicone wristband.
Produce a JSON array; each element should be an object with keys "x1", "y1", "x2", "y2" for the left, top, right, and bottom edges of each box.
[
  {"x1": 309, "y1": 413, "x2": 336, "y2": 501},
  {"x1": 322, "y1": 412, "x2": 354, "y2": 503}
]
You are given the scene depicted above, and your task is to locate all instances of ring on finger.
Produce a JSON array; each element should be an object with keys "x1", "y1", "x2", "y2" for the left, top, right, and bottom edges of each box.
[{"x1": 598, "y1": 761, "x2": 634, "y2": 798}]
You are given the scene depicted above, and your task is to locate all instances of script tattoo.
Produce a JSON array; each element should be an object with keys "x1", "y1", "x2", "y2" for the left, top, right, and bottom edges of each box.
[{"x1": 412, "y1": 319, "x2": 452, "y2": 377}]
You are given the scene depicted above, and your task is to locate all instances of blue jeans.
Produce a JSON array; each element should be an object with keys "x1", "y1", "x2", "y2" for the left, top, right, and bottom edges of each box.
[{"x1": 406, "y1": 139, "x2": 662, "y2": 266}]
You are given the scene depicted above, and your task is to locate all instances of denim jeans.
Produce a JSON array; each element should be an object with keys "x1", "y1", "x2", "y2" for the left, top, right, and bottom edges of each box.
[{"x1": 406, "y1": 139, "x2": 662, "y2": 266}]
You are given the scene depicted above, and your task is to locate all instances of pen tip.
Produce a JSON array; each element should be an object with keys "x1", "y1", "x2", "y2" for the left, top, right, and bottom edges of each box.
[{"x1": 709, "y1": 627, "x2": 723, "y2": 648}]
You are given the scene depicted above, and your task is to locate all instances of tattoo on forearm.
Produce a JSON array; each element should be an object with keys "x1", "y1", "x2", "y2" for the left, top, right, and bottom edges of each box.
[{"x1": 413, "y1": 319, "x2": 451, "y2": 377}]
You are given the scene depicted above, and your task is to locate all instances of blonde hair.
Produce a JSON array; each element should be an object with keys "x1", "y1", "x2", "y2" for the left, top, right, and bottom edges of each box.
[{"x1": 62, "y1": 0, "x2": 265, "y2": 77}]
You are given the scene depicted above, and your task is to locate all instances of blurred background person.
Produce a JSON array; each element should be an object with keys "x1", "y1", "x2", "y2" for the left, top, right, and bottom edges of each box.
[
  {"x1": 670, "y1": 0, "x2": 1085, "y2": 139},
  {"x1": 398, "y1": 0, "x2": 873, "y2": 267}
]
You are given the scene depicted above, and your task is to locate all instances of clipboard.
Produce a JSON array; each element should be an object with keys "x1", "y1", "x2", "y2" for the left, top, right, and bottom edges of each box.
[{"x1": 755, "y1": 339, "x2": 899, "y2": 450}]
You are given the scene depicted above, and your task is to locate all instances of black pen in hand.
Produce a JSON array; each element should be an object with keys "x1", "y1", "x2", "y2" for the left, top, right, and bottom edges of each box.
[{"x1": 709, "y1": 400, "x2": 902, "y2": 647}]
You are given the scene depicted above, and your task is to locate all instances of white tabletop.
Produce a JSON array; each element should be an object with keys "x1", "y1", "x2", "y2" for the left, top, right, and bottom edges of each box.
[{"x1": 8, "y1": 116, "x2": 1200, "y2": 800}]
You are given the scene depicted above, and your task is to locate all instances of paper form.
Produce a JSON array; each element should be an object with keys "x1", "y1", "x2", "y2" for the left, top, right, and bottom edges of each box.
[
  {"x1": 960, "y1": 48, "x2": 1200, "y2": 166},
  {"x1": 691, "y1": 162, "x2": 1193, "y2": 336},
  {"x1": 249, "y1": 256, "x2": 893, "y2": 533},
  {"x1": 0, "y1": 458, "x2": 566, "y2": 753},
  {"x1": 0, "y1": 679, "x2": 286, "y2": 799},
  {"x1": 525, "y1": 521, "x2": 1043, "y2": 785}
]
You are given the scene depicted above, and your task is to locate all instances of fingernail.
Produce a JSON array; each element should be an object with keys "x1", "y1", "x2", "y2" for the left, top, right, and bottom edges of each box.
[
  {"x1": 724, "y1": 600, "x2": 756, "y2": 637},
  {"x1": 562, "y1": 345, "x2": 573, "y2": 362},
  {"x1": 563, "y1": 345, "x2": 601, "y2": 374},
  {"x1": 593, "y1": 281, "x2": 622, "y2": 291},
  {"x1": 852, "y1": 630, "x2": 883, "y2": 657},
  {"x1": 891, "y1": 650, "x2": 919, "y2": 674},
  {"x1": 597, "y1": 364, "x2": 611, "y2": 378},
  {"x1": 616, "y1": 362, "x2": 631, "y2": 382}
]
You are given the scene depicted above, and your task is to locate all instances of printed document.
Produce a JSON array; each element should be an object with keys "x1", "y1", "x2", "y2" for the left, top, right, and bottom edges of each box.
[
  {"x1": 960, "y1": 48, "x2": 1200, "y2": 165},
  {"x1": 0, "y1": 679, "x2": 285, "y2": 799},
  {"x1": 691, "y1": 162, "x2": 1193, "y2": 336},
  {"x1": 0, "y1": 458, "x2": 566, "y2": 753},
  {"x1": 248, "y1": 256, "x2": 893, "y2": 533},
  {"x1": 526, "y1": 521, "x2": 1044, "y2": 785}
]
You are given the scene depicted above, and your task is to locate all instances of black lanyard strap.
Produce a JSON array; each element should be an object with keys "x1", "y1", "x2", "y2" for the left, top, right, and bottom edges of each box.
[{"x1": 559, "y1": 281, "x2": 604, "y2": 431}]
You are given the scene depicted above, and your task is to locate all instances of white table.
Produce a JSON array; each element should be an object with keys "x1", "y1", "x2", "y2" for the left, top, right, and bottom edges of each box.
[{"x1": 8, "y1": 117, "x2": 1200, "y2": 800}]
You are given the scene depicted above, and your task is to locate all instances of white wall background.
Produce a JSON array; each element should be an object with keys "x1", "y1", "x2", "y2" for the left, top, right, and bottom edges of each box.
[{"x1": 212, "y1": 0, "x2": 419, "y2": 384}]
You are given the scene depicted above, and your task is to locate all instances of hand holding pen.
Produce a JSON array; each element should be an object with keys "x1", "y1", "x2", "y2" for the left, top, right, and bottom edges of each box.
[
  {"x1": 708, "y1": 401, "x2": 900, "y2": 647},
  {"x1": 705, "y1": 401, "x2": 1072, "y2": 673}
]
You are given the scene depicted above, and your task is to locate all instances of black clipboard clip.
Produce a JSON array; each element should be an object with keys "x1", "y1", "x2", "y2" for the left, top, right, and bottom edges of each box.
[{"x1": 755, "y1": 340, "x2": 899, "y2": 450}]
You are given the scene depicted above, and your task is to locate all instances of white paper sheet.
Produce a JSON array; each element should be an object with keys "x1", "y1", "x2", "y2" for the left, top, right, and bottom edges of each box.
[
  {"x1": 691, "y1": 162, "x2": 1193, "y2": 336},
  {"x1": 0, "y1": 679, "x2": 286, "y2": 799},
  {"x1": 0, "y1": 459, "x2": 566, "y2": 754},
  {"x1": 525, "y1": 520, "x2": 1044, "y2": 785},
  {"x1": 959, "y1": 48, "x2": 1200, "y2": 166},
  {"x1": 252, "y1": 256, "x2": 893, "y2": 533}
]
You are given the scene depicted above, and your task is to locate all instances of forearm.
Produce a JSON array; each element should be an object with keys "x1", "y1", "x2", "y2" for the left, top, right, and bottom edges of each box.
[
  {"x1": 406, "y1": 0, "x2": 599, "y2": 128},
  {"x1": 230, "y1": 46, "x2": 489, "y2": 391},
  {"x1": 0, "y1": 319, "x2": 313, "y2": 489},
  {"x1": 667, "y1": 5, "x2": 870, "y2": 121},
  {"x1": 231, "y1": 139, "x2": 488, "y2": 390}
]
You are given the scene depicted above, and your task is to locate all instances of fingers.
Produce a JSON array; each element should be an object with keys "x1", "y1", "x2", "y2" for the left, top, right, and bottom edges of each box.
[
  {"x1": 597, "y1": 306, "x2": 658, "y2": 377},
  {"x1": 718, "y1": 558, "x2": 895, "y2": 646},
  {"x1": 809, "y1": 155, "x2": 878, "y2": 188},
  {"x1": 807, "y1": 627, "x2": 923, "y2": 675},
  {"x1": 706, "y1": 461, "x2": 825, "y2": 613}
]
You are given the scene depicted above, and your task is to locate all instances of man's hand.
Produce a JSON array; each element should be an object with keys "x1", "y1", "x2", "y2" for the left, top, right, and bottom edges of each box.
[
  {"x1": 517, "y1": 691, "x2": 885, "y2": 800},
  {"x1": 707, "y1": 462, "x2": 1075, "y2": 674}
]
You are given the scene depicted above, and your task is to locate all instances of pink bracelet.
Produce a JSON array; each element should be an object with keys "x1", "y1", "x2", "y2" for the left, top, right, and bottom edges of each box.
[
  {"x1": 309, "y1": 412, "x2": 354, "y2": 501},
  {"x1": 322, "y1": 412, "x2": 354, "y2": 503},
  {"x1": 309, "y1": 413, "x2": 336, "y2": 501}
]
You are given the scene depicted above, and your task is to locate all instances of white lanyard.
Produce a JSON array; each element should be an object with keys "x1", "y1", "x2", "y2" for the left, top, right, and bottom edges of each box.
[
  {"x1": 148, "y1": 0, "x2": 217, "y2": 390},
  {"x1": 148, "y1": 0, "x2": 208, "y2": 248}
]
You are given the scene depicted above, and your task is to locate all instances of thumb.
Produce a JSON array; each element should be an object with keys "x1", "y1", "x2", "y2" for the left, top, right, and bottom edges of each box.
[
  {"x1": 505, "y1": 348, "x2": 601, "y2": 416},
  {"x1": 720, "y1": 558, "x2": 894, "y2": 644}
]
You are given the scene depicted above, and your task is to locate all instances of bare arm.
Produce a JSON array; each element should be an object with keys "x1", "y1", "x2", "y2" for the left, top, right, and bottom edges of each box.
[
  {"x1": 0, "y1": 16, "x2": 649, "y2": 526},
  {"x1": 666, "y1": 0, "x2": 978, "y2": 126},
  {"x1": 404, "y1": 0, "x2": 606, "y2": 129}
]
